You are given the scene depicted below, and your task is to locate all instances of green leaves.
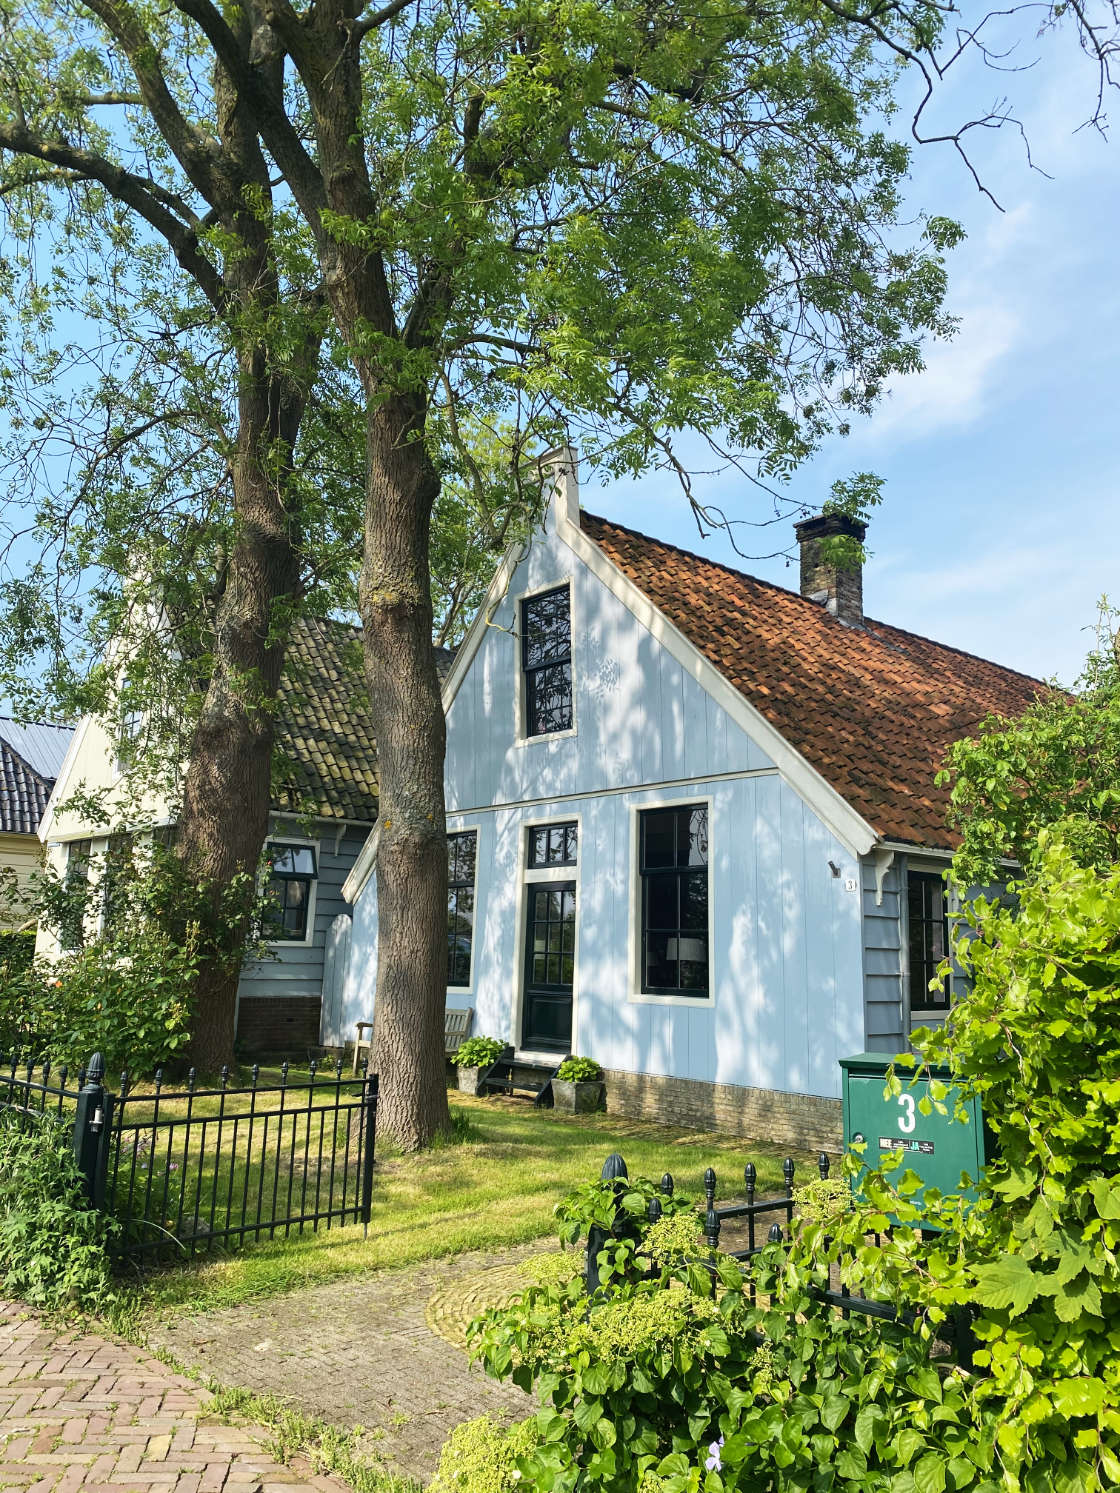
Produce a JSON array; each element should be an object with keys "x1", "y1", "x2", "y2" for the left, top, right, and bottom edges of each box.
[{"x1": 970, "y1": 1255, "x2": 1040, "y2": 1316}]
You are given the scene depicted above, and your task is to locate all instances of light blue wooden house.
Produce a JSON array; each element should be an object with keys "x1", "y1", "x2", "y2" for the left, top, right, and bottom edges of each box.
[{"x1": 341, "y1": 453, "x2": 1043, "y2": 1149}]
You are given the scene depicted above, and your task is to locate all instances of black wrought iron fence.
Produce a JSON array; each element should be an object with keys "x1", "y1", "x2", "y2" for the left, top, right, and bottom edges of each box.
[
  {"x1": 2, "y1": 1054, "x2": 86, "y2": 1124},
  {"x1": 585, "y1": 1150, "x2": 894, "y2": 1325},
  {"x1": 0, "y1": 1050, "x2": 378, "y2": 1264}
]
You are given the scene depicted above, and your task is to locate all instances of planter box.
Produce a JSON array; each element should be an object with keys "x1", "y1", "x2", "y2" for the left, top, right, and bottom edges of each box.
[
  {"x1": 553, "y1": 1078, "x2": 604, "y2": 1114},
  {"x1": 457, "y1": 1066, "x2": 485, "y2": 1096}
]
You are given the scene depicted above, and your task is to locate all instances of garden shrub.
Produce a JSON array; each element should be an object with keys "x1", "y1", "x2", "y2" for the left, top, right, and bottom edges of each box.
[
  {"x1": 0, "y1": 1111, "x2": 119, "y2": 1315},
  {"x1": 430, "y1": 1414, "x2": 539, "y2": 1493},
  {"x1": 0, "y1": 927, "x2": 197, "y2": 1077},
  {"x1": 471, "y1": 829, "x2": 1120, "y2": 1492}
]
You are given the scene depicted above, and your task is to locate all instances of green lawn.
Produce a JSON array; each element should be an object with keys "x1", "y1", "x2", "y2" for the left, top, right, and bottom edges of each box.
[{"x1": 134, "y1": 1090, "x2": 817, "y2": 1318}]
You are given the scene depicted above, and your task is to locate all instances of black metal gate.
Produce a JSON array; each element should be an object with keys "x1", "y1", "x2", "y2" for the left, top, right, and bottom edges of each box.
[{"x1": 2, "y1": 1052, "x2": 377, "y2": 1263}]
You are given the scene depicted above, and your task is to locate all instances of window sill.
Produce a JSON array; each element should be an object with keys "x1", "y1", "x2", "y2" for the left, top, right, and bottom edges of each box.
[
  {"x1": 516, "y1": 726, "x2": 578, "y2": 748},
  {"x1": 627, "y1": 991, "x2": 715, "y2": 1008}
]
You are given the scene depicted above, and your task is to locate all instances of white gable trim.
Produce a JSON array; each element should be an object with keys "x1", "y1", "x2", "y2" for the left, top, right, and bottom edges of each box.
[
  {"x1": 558, "y1": 513, "x2": 877, "y2": 857},
  {"x1": 38, "y1": 713, "x2": 96, "y2": 843}
]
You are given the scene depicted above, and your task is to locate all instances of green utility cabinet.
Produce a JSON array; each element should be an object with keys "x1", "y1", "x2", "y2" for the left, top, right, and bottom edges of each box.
[{"x1": 840, "y1": 1053, "x2": 988, "y2": 1207}]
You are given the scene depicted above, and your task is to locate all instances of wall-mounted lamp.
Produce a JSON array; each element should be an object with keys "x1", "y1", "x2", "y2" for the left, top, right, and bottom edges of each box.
[{"x1": 828, "y1": 860, "x2": 842, "y2": 878}]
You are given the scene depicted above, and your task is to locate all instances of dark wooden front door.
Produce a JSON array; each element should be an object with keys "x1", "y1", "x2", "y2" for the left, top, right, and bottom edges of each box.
[{"x1": 522, "y1": 881, "x2": 575, "y2": 1051}]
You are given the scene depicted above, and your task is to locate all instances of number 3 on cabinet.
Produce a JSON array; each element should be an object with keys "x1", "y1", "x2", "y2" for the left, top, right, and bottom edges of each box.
[{"x1": 896, "y1": 1092, "x2": 916, "y2": 1133}]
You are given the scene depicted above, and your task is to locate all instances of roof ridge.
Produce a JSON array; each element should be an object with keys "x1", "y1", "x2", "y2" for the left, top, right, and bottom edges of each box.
[{"x1": 579, "y1": 508, "x2": 1050, "y2": 691}]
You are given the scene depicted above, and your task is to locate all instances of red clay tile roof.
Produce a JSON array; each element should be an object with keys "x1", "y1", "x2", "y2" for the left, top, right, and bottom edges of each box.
[{"x1": 580, "y1": 511, "x2": 1051, "y2": 850}]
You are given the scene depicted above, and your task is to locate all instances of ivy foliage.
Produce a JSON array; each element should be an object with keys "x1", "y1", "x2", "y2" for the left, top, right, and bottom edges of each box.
[{"x1": 0, "y1": 1112, "x2": 119, "y2": 1316}]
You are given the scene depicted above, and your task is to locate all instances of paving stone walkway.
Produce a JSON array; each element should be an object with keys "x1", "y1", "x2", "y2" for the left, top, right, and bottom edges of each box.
[
  {"x1": 143, "y1": 1245, "x2": 545, "y2": 1485},
  {"x1": 0, "y1": 1301, "x2": 352, "y2": 1493}
]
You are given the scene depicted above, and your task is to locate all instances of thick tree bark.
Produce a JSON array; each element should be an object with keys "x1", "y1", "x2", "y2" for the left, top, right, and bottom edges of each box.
[
  {"x1": 171, "y1": 30, "x2": 315, "y2": 1073},
  {"x1": 175, "y1": 353, "x2": 307, "y2": 1073},
  {"x1": 359, "y1": 396, "x2": 452, "y2": 1148}
]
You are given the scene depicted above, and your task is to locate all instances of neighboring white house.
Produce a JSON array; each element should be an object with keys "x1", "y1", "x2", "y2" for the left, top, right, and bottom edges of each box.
[
  {"x1": 341, "y1": 453, "x2": 1044, "y2": 1150},
  {"x1": 37, "y1": 617, "x2": 380, "y2": 1057}
]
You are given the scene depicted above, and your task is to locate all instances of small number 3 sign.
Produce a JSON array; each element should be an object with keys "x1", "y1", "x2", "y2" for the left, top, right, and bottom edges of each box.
[{"x1": 897, "y1": 1093, "x2": 917, "y2": 1133}]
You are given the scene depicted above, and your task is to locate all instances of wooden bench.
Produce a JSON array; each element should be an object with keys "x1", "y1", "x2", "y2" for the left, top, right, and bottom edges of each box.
[{"x1": 352, "y1": 1006, "x2": 474, "y2": 1075}]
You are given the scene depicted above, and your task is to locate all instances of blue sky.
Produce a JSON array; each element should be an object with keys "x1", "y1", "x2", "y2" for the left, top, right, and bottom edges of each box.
[{"x1": 589, "y1": 28, "x2": 1118, "y2": 689}]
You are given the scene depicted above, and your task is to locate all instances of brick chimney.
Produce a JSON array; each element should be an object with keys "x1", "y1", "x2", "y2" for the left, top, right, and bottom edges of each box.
[{"x1": 794, "y1": 512, "x2": 867, "y2": 625}]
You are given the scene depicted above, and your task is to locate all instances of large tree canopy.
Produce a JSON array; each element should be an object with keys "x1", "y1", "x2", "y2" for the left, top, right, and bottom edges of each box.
[{"x1": 0, "y1": 0, "x2": 1114, "y2": 1142}]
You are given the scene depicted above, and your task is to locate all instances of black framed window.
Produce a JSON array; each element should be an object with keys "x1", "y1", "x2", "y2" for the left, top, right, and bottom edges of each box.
[
  {"x1": 522, "y1": 586, "x2": 572, "y2": 736},
  {"x1": 448, "y1": 830, "x2": 477, "y2": 986},
  {"x1": 265, "y1": 843, "x2": 317, "y2": 941},
  {"x1": 907, "y1": 870, "x2": 951, "y2": 1013},
  {"x1": 639, "y1": 806, "x2": 709, "y2": 995},
  {"x1": 528, "y1": 821, "x2": 578, "y2": 868}
]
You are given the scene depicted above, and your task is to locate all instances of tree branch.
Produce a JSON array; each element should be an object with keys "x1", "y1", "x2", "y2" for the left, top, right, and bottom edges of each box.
[
  {"x1": 0, "y1": 122, "x2": 229, "y2": 312},
  {"x1": 169, "y1": 0, "x2": 328, "y2": 227}
]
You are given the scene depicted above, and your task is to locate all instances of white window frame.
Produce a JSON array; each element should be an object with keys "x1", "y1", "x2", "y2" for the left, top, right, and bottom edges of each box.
[
  {"x1": 446, "y1": 821, "x2": 482, "y2": 995},
  {"x1": 511, "y1": 812, "x2": 582, "y2": 1055},
  {"x1": 627, "y1": 793, "x2": 716, "y2": 1008},
  {"x1": 514, "y1": 577, "x2": 578, "y2": 746},
  {"x1": 262, "y1": 836, "x2": 320, "y2": 949}
]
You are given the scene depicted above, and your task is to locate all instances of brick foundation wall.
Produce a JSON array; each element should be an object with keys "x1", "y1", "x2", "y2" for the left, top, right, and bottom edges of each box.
[
  {"x1": 236, "y1": 996, "x2": 322, "y2": 1058},
  {"x1": 604, "y1": 1068, "x2": 843, "y2": 1154}
]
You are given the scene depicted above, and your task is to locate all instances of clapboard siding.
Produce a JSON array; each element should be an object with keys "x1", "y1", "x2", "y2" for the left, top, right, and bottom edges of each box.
[
  {"x1": 236, "y1": 820, "x2": 369, "y2": 1008},
  {"x1": 860, "y1": 854, "x2": 905, "y2": 1054}
]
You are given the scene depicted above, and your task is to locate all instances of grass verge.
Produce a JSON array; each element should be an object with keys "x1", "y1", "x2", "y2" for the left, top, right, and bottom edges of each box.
[{"x1": 131, "y1": 1092, "x2": 816, "y2": 1317}]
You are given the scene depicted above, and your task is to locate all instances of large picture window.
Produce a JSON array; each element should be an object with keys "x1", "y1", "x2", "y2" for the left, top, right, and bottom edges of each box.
[
  {"x1": 639, "y1": 805, "x2": 709, "y2": 996},
  {"x1": 522, "y1": 586, "x2": 572, "y2": 737},
  {"x1": 265, "y1": 843, "x2": 317, "y2": 942},
  {"x1": 448, "y1": 830, "x2": 478, "y2": 986},
  {"x1": 907, "y1": 870, "x2": 951, "y2": 1013}
]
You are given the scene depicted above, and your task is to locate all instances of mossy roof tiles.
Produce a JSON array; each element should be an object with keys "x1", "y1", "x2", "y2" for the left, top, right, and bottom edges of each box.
[
  {"x1": 272, "y1": 616, "x2": 454, "y2": 824},
  {"x1": 581, "y1": 511, "x2": 1050, "y2": 851}
]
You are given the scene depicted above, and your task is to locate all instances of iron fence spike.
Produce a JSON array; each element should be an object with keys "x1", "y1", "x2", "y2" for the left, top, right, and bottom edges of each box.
[
  {"x1": 768, "y1": 1222, "x2": 784, "y2": 1243},
  {"x1": 660, "y1": 1172, "x2": 674, "y2": 1196},
  {"x1": 819, "y1": 1152, "x2": 830, "y2": 1179},
  {"x1": 601, "y1": 1152, "x2": 628, "y2": 1180}
]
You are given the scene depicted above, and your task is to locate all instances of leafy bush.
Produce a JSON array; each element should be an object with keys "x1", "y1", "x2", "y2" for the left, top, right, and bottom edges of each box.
[
  {"x1": 0, "y1": 1111, "x2": 119, "y2": 1315},
  {"x1": 0, "y1": 928, "x2": 197, "y2": 1077},
  {"x1": 556, "y1": 1056, "x2": 602, "y2": 1083},
  {"x1": 430, "y1": 1414, "x2": 539, "y2": 1493},
  {"x1": 451, "y1": 1036, "x2": 508, "y2": 1069}
]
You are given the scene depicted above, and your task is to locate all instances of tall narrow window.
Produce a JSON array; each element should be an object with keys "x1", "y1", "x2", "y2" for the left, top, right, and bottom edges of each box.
[
  {"x1": 907, "y1": 871, "x2": 951, "y2": 1013},
  {"x1": 447, "y1": 830, "x2": 477, "y2": 986},
  {"x1": 639, "y1": 806, "x2": 709, "y2": 995},
  {"x1": 61, "y1": 838, "x2": 92, "y2": 951},
  {"x1": 522, "y1": 586, "x2": 572, "y2": 736},
  {"x1": 101, "y1": 832, "x2": 134, "y2": 935},
  {"x1": 264, "y1": 843, "x2": 317, "y2": 941}
]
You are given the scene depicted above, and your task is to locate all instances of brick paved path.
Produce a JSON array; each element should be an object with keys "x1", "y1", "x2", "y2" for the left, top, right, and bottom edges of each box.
[
  {"x1": 144, "y1": 1246, "x2": 540, "y2": 1484},
  {"x1": 0, "y1": 1302, "x2": 351, "y2": 1493}
]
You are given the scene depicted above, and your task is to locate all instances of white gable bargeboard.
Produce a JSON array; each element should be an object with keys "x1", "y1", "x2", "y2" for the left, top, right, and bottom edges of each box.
[{"x1": 345, "y1": 459, "x2": 867, "y2": 1108}]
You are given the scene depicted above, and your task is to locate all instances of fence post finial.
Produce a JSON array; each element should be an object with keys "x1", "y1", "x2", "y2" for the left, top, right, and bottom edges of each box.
[{"x1": 601, "y1": 1152, "x2": 628, "y2": 1180}]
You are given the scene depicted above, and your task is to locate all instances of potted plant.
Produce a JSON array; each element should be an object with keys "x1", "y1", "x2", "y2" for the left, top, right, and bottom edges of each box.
[
  {"x1": 552, "y1": 1056, "x2": 604, "y2": 1113},
  {"x1": 450, "y1": 1036, "x2": 509, "y2": 1095}
]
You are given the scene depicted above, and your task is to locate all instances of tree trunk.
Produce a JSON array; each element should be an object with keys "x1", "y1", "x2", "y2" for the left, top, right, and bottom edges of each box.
[
  {"x1": 360, "y1": 394, "x2": 451, "y2": 1149},
  {"x1": 175, "y1": 348, "x2": 307, "y2": 1073}
]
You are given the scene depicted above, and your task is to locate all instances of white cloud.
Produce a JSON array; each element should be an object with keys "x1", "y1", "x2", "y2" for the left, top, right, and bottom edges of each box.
[{"x1": 861, "y1": 301, "x2": 1022, "y2": 441}]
